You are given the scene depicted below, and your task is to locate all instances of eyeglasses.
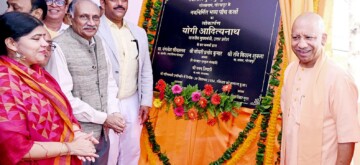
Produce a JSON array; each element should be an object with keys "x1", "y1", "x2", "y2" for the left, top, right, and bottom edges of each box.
[
  {"x1": 46, "y1": 41, "x2": 56, "y2": 51},
  {"x1": 46, "y1": 0, "x2": 66, "y2": 6},
  {"x1": 49, "y1": 44, "x2": 56, "y2": 51}
]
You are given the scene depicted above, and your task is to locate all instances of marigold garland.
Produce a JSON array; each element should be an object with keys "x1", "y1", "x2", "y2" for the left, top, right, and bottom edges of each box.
[
  {"x1": 263, "y1": 93, "x2": 281, "y2": 164},
  {"x1": 209, "y1": 108, "x2": 262, "y2": 165},
  {"x1": 141, "y1": 0, "x2": 163, "y2": 52},
  {"x1": 263, "y1": 68, "x2": 285, "y2": 164},
  {"x1": 226, "y1": 115, "x2": 263, "y2": 165},
  {"x1": 143, "y1": 28, "x2": 286, "y2": 164},
  {"x1": 263, "y1": 27, "x2": 287, "y2": 165},
  {"x1": 141, "y1": 2, "x2": 286, "y2": 164},
  {"x1": 313, "y1": 0, "x2": 319, "y2": 13},
  {"x1": 145, "y1": 118, "x2": 171, "y2": 165},
  {"x1": 144, "y1": 129, "x2": 158, "y2": 165},
  {"x1": 254, "y1": 25, "x2": 285, "y2": 165}
]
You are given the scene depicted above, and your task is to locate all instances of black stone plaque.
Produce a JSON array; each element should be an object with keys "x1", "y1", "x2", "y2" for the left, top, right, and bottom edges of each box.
[{"x1": 151, "y1": 0, "x2": 281, "y2": 108}]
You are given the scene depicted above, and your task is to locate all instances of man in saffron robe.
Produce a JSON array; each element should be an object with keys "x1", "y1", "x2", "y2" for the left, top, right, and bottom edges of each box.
[{"x1": 280, "y1": 12, "x2": 360, "y2": 165}]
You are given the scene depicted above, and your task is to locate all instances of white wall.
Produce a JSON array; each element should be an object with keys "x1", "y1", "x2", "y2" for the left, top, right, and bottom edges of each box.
[
  {"x1": 124, "y1": 0, "x2": 144, "y2": 25},
  {"x1": 0, "y1": 0, "x2": 143, "y2": 24}
]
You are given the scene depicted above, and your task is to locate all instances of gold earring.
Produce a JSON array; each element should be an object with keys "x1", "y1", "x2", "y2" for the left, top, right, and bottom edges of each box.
[
  {"x1": 15, "y1": 52, "x2": 26, "y2": 61},
  {"x1": 15, "y1": 52, "x2": 21, "y2": 59}
]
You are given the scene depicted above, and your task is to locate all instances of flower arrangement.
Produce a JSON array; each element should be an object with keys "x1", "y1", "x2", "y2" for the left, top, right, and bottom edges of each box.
[
  {"x1": 153, "y1": 79, "x2": 242, "y2": 125},
  {"x1": 142, "y1": 3, "x2": 285, "y2": 162},
  {"x1": 143, "y1": 28, "x2": 285, "y2": 164}
]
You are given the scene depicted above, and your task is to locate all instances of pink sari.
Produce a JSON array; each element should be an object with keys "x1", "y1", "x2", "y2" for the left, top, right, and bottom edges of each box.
[{"x1": 0, "y1": 56, "x2": 81, "y2": 165}]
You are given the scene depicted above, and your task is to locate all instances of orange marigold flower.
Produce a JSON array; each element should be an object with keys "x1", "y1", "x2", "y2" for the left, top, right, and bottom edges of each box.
[
  {"x1": 174, "y1": 96, "x2": 184, "y2": 107},
  {"x1": 220, "y1": 112, "x2": 231, "y2": 122},
  {"x1": 222, "y1": 84, "x2": 232, "y2": 93},
  {"x1": 203, "y1": 84, "x2": 213, "y2": 96},
  {"x1": 207, "y1": 118, "x2": 217, "y2": 126},
  {"x1": 155, "y1": 79, "x2": 166, "y2": 92},
  {"x1": 188, "y1": 108, "x2": 198, "y2": 120},
  {"x1": 211, "y1": 94, "x2": 221, "y2": 105},
  {"x1": 198, "y1": 97, "x2": 207, "y2": 108}
]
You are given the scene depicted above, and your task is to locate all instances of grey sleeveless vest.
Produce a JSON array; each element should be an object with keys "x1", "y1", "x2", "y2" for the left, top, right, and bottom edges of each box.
[{"x1": 55, "y1": 28, "x2": 108, "y2": 139}]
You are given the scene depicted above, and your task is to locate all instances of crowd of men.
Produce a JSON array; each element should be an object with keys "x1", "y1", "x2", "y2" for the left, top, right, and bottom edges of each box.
[
  {"x1": 3, "y1": 0, "x2": 360, "y2": 165},
  {"x1": 4, "y1": 0, "x2": 152, "y2": 164}
]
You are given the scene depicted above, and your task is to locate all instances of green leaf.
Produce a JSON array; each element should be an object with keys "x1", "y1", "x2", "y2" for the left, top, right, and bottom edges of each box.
[
  {"x1": 147, "y1": 34, "x2": 154, "y2": 42},
  {"x1": 230, "y1": 110, "x2": 238, "y2": 117},
  {"x1": 269, "y1": 78, "x2": 280, "y2": 86},
  {"x1": 142, "y1": 21, "x2": 148, "y2": 29},
  {"x1": 209, "y1": 107, "x2": 215, "y2": 117}
]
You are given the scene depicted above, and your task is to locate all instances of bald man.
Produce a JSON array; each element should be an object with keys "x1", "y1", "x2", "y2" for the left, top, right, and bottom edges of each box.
[{"x1": 280, "y1": 12, "x2": 360, "y2": 165}]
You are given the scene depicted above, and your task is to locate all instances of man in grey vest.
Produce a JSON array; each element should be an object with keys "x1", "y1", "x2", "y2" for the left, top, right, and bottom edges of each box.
[{"x1": 45, "y1": 0, "x2": 125, "y2": 164}]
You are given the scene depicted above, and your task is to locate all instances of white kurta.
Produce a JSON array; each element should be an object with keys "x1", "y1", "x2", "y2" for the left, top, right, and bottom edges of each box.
[{"x1": 45, "y1": 38, "x2": 121, "y2": 124}]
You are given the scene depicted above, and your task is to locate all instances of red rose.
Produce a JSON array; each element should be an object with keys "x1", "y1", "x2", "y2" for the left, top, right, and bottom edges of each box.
[
  {"x1": 198, "y1": 97, "x2": 208, "y2": 108},
  {"x1": 211, "y1": 94, "x2": 221, "y2": 105},
  {"x1": 159, "y1": 91, "x2": 165, "y2": 100},
  {"x1": 203, "y1": 84, "x2": 213, "y2": 96},
  {"x1": 220, "y1": 112, "x2": 231, "y2": 122},
  {"x1": 174, "y1": 96, "x2": 184, "y2": 107},
  {"x1": 222, "y1": 84, "x2": 232, "y2": 93},
  {"x1": 207, "y1": 118, "x2": 217, "y2": 126},
  {"x1": 155, "y1": 79, "x2": 166, "y2": 92}
]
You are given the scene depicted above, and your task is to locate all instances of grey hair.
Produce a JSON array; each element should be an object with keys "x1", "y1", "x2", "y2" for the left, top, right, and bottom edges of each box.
[{"x1": 67, "y1": 0, "x2": 99, "y2": 17}]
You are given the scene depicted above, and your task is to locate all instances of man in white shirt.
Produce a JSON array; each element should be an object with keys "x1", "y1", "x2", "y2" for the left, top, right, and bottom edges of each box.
[
  {"x1": 43, "y1": 0, "x2": 69, "y2": 38},
  {"x1": 45, "y1": 0, "x2": 125, "y2": 164}
]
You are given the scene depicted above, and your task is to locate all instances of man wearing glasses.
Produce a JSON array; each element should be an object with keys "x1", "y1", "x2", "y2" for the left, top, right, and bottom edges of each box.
[{"x1": 43, "y1": 0, "x2": 69, "y2": 38}]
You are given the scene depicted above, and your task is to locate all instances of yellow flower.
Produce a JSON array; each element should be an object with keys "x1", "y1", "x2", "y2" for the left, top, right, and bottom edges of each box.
[{"x1": 153, "y1": 98, "x2": 162, "y2": 108}]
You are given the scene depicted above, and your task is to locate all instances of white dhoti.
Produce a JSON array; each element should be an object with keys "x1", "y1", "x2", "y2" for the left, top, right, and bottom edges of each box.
[{"x1": 108, "y1": 92, "x2": 143, "y2": 165}]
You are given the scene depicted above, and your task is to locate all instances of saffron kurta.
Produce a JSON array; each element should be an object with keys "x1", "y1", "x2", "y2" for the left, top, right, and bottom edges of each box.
[{"x1": 281, "y1": 58, "x2": 360, "y2": 165}]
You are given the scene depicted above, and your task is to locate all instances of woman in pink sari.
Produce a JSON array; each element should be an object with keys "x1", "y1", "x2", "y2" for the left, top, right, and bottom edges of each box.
[{"x1": 0, "y1": 12, "x2": 99, "y2": 165}]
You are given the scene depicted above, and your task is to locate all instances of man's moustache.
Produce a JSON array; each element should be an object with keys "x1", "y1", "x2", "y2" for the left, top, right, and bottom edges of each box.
[
  {"x1": 83, "y1": 26, "x2": 98, "y2": 30},
  {"x1": 114, "y1": 6, "x2": 125, "y2": 10}
]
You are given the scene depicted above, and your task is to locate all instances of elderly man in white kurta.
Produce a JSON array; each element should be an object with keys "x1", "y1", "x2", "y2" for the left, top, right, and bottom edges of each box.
[{"x1": 45, "y1": 0, "x2": 126, "y2": 164}]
